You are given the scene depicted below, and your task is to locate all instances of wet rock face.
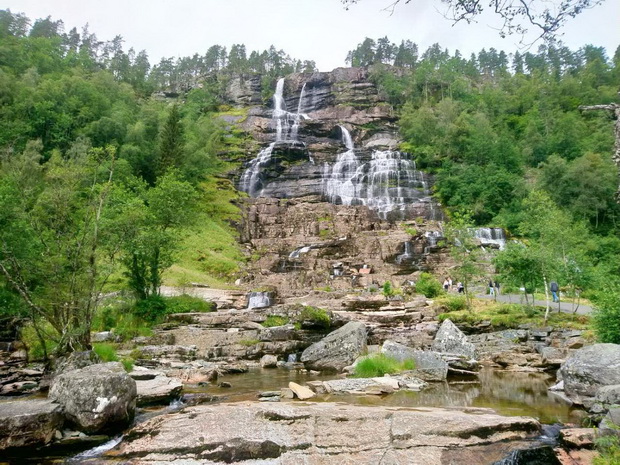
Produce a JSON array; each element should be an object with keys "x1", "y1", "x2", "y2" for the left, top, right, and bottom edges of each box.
[
  {"x1": 559, "y1": 343, "x2": 620, "y2": 403},
  {"x1": 109, "y1": 402, "x2": 540, "y2": 464},
  {"x1": 0, "y1": 399, "x2": 63, "y2": 450},
  {"x1": 301, "y1": 321, "x2": 367, "y2": 372},
  {"x1": 49, "y1": 362, "x2": 136, "y2": 434}
]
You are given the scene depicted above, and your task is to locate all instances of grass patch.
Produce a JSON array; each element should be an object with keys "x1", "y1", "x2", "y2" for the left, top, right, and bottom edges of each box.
[
  {"x1": 353, "y1": 353, "x2": 415, "y2": 378},
  {"x1": 163, "y1": 177, "x2": 245, "y2": 288},
  {"x1": 93, "y1": 343, "x2": 119, "y2": 362},
  {"x1": 239, "y1": 339, "x2": 260, "y2": 346},
  {"x1": 165, "y1": 295, "x2": 216, "y2": 314},
  {"x1": 263, "y1": 315, "x2": 289, "y2": 327},
  {"x1": 438, "y1": 299, "x2": 591, "y2": 330},
  {"x1": 93, "y1": 343, "x2": 134, "y2": 372},
  {"x1": 297, "y1": 305, "x2": 331, "y2": 329},
  {"x1": 434, "y1": 295, "x2": 468, "y2": 312}
]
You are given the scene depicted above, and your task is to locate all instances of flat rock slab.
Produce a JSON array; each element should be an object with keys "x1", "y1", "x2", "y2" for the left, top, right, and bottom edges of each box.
[
  {"x1": 0, "y1": 399, "x2": 63, "y2": 450},
  {"x1": 107, "y1": 402, "x2": 540, "y2": 464},
  {"x1": 135, "y1": 376, "x2": 183, "y2": 406}
]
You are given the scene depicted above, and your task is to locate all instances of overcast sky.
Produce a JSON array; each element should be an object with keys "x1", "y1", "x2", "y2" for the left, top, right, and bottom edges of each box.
[{"x1": 2, "y1": 0, "x2": 619, "y2": 71}]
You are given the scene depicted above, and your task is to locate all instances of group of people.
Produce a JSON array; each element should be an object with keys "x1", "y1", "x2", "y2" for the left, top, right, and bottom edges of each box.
[
  {"x1": 442, "y1": 277, "x2": 465, "y2": 294},
  {"x1": 488, "y1": 279, "x2": 500, "y2": 296}
]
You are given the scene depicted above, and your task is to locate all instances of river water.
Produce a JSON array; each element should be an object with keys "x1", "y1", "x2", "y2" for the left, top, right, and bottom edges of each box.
[{"x1": 3, "y1": 367, "x2": 585, "y2": 464}]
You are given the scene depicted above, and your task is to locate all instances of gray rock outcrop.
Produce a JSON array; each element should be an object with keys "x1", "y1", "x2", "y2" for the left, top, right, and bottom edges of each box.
[
  {"x1": 135, "y1": 375, "x2": 183, "y2": 406},
  {"x1": 559, "y1": 343, "x2": 620, "y2": 403},
  {"x1": 301, "y1": 321, "x2": 367, "y2": 372},
  {"x1": 382, "y1": 340, "x2": 448, "y2": 381},
  {"x1": 0, "y1": 399, "x2": 63, "y2": 450},
  {"x1": 49, "y1": 362, "x2": 136, "y2": 433},
  {"x1": 431, "y1": 318, "x2": 476, "y2": 359},
  {"x1": 108, "y1": 402, "x2": 540, "y2": 464}
]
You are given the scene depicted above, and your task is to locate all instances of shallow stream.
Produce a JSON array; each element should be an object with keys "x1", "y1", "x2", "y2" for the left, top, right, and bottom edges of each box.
[{"x1": 3, "y1": 367, "x2": 585, "y2": 464}]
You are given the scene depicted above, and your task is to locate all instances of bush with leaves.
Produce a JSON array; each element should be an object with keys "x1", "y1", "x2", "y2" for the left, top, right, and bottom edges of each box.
[
  {"x1": 592, "y1": 290, "x2": 620, "y2": 344},
  {"x1": 415, "y1": 273, "x2": 444, "y2": 298}
]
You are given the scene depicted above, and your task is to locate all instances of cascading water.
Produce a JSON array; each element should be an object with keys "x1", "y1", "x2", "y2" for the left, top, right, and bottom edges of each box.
[
  {"x1": 474, "y1": 227, "x2": 506, "y2": 250},
  {"x1": 240, "y1": 79, "x2": 309, "y2": 196},
  {"x1": 247, "y1": 292, "x2": 272, "y2": 309},
  {"x1": 395, "y1": 242, "x2": 414, "y2": 264},
  {"x1": 323, "y1": 126, "x2": 432, "y2": 219}
]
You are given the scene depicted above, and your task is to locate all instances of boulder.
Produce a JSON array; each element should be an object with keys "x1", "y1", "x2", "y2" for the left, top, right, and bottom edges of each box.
[
  {"x1": 300, "y1": 321, "x2": 367, "y2": 372},
  {"x1": 109, "y1": 402, "x2": 541, "y2": 464},
  {"x1": 431, "y1": 319, "x2": 476, "y2": 359},
  {"x1": 595, "y1": 384, "x2": 620, "y2": 406},
  {"x1": 560, "y1": 428, "x2": 596, "y2": 449},
  {"x1": 288, "y1": 382, "x2": 315, "y2": 400},
  {"x1": 559, "y1": 344, "x2": 620, "y2": 402},
  {"x1": 49, "y1": 362, "x2": 136, "y2": 434},
  {"x1": 0, "y1": 399, "x2": 63, "y2": 450},
  {"x1": 260, "y1": 354, "x2": 278, "y2": 368},
  {"x1": 135, "y1": 375, "x2": 183, "y2": 406},
  {"x1": 382, "y1": 340, "x2": 448, "y2": 381}
]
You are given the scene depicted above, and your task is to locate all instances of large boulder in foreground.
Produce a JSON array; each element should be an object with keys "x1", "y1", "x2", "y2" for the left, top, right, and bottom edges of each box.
[
  {"x1": 301, "y1": 321, "x2": 366, "y2": 372},
  {"x1": 0, "y1": 399, "x2": 63, "y2": 450},
  {"x1": 559, "y1": 343, "x2": 620, "y2": 403},
  {"x1": 49, "y1": 362, "x2": 136, "y2": 434},
  {"x1": 382, "y1": 340, "x2": 448, "y2": 381},
  {"x1": 108, "y1": 402, "x2": 540, "y2": 464},
  {"x1": 431, "y1": 318, "x2": 476, "y2": 359}
]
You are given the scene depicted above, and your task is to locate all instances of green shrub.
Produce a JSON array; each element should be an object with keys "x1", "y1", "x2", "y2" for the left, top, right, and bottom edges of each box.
[
  {"x1": 93, "y1": 343, "x2": 119, "y2": 362},
  {"x1": 112, "y1": 314, "x2": 154, "y2": 341},
  {"x1": 20, "y1": 322, "x2": 59, "y2": 361},
  {"x1": 133, "y1": 295, "x2": 168, "y2": 323},
  {"x1": 297, "y1": 305, "x2": 331, "y2": 329},
  {"x1": 353, "y1": 353, "x2": 415, "y2": 378},
  {"x1": 165, "y1": 295, "x2": 216, "y2": 314},
  {"x1": 593, "y1": 291, "x2": 620, "y2": 344},
  {"x1": 415, "y1": 273, "x2": 444, "y2": 298},
  {"x1": 404, "y1": 227, "x2": 417, "y2": 236},
  {"x1": 594, "y1": 432, "x2": 620, "y2": 465},
  {"x1": 382, "y1": 281, "x2": 394, "y2": 298},
  {"x1": 263, "y1": 315, "x2": 289, "y2": 327},
  {"x1": 435, "y1": 295, "x2": 467, "y2": 312}
]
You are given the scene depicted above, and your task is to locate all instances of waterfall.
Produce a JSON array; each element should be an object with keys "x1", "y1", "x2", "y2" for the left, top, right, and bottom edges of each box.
[
  {"x1": 395, "y1": 242, "x2": 414, "y2": 264},
  {"x1": 289, "y1": 245, "x2": 312, "y2": 259},
  {"x1": 247, "y1": 291, "x2": 272, "y2": 309},
  {"x1": 240, "y1": 79, "x2": 310, "y2": 196},
  {"x1": 424, "y1": 231, "x2": 443, "y2": 254},
  {"x1": 323, "y1": 127, "x2": 431, "y2": 219},
  {"x1": 474, "y1": 227, "x2": 506, "y2": 250}
]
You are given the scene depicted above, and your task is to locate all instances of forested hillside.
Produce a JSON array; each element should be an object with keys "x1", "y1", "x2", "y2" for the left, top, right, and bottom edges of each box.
[{"x1": 1, "y1": 9, "x2": 619, "y2": 356}]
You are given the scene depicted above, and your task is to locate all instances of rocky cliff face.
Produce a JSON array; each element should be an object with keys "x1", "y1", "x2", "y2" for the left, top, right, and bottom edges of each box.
[
  {"x1": 230, "y1": 68, "x2": 439, "y2": 222},
  {"x1": 225, "y1": 68, "x2": 450, "y2": 301}
]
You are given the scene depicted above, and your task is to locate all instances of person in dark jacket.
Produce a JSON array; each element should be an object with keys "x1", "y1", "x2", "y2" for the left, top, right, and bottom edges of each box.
[{"x1": 550, "y1": 281, "x2": 560, "y2": 303}]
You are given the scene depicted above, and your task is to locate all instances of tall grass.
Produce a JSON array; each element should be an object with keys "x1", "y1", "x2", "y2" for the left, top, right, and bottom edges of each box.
[{"x1": 354, "y1": 354, "x2": 415, "y2": 378}]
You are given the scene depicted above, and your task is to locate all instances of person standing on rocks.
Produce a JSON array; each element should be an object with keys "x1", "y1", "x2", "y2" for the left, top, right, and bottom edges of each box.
[
  {"x1": 488, "y1": 279, "x2": 495, "y2": 297},
  {"x1": 457, "y1": 282, "x2": 464, "y2": 294},
  {"x1": 550, "y1": 281, "x2": 560, "y2": 303},
  {"x1": 443, "y1": 278, "x2": 450, "y2": 292}
]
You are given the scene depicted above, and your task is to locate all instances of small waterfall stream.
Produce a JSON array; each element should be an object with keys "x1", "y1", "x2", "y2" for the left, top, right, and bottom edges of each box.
[
  {"x1": 322, "y1": 126, "x2": 433, "y2": 219},
  {"x1": 240, "y1": 79, "x2": 310, "y2": 196},
  {"x1": 474, "y1": 227, "x2": 507, "y2": 250}
]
